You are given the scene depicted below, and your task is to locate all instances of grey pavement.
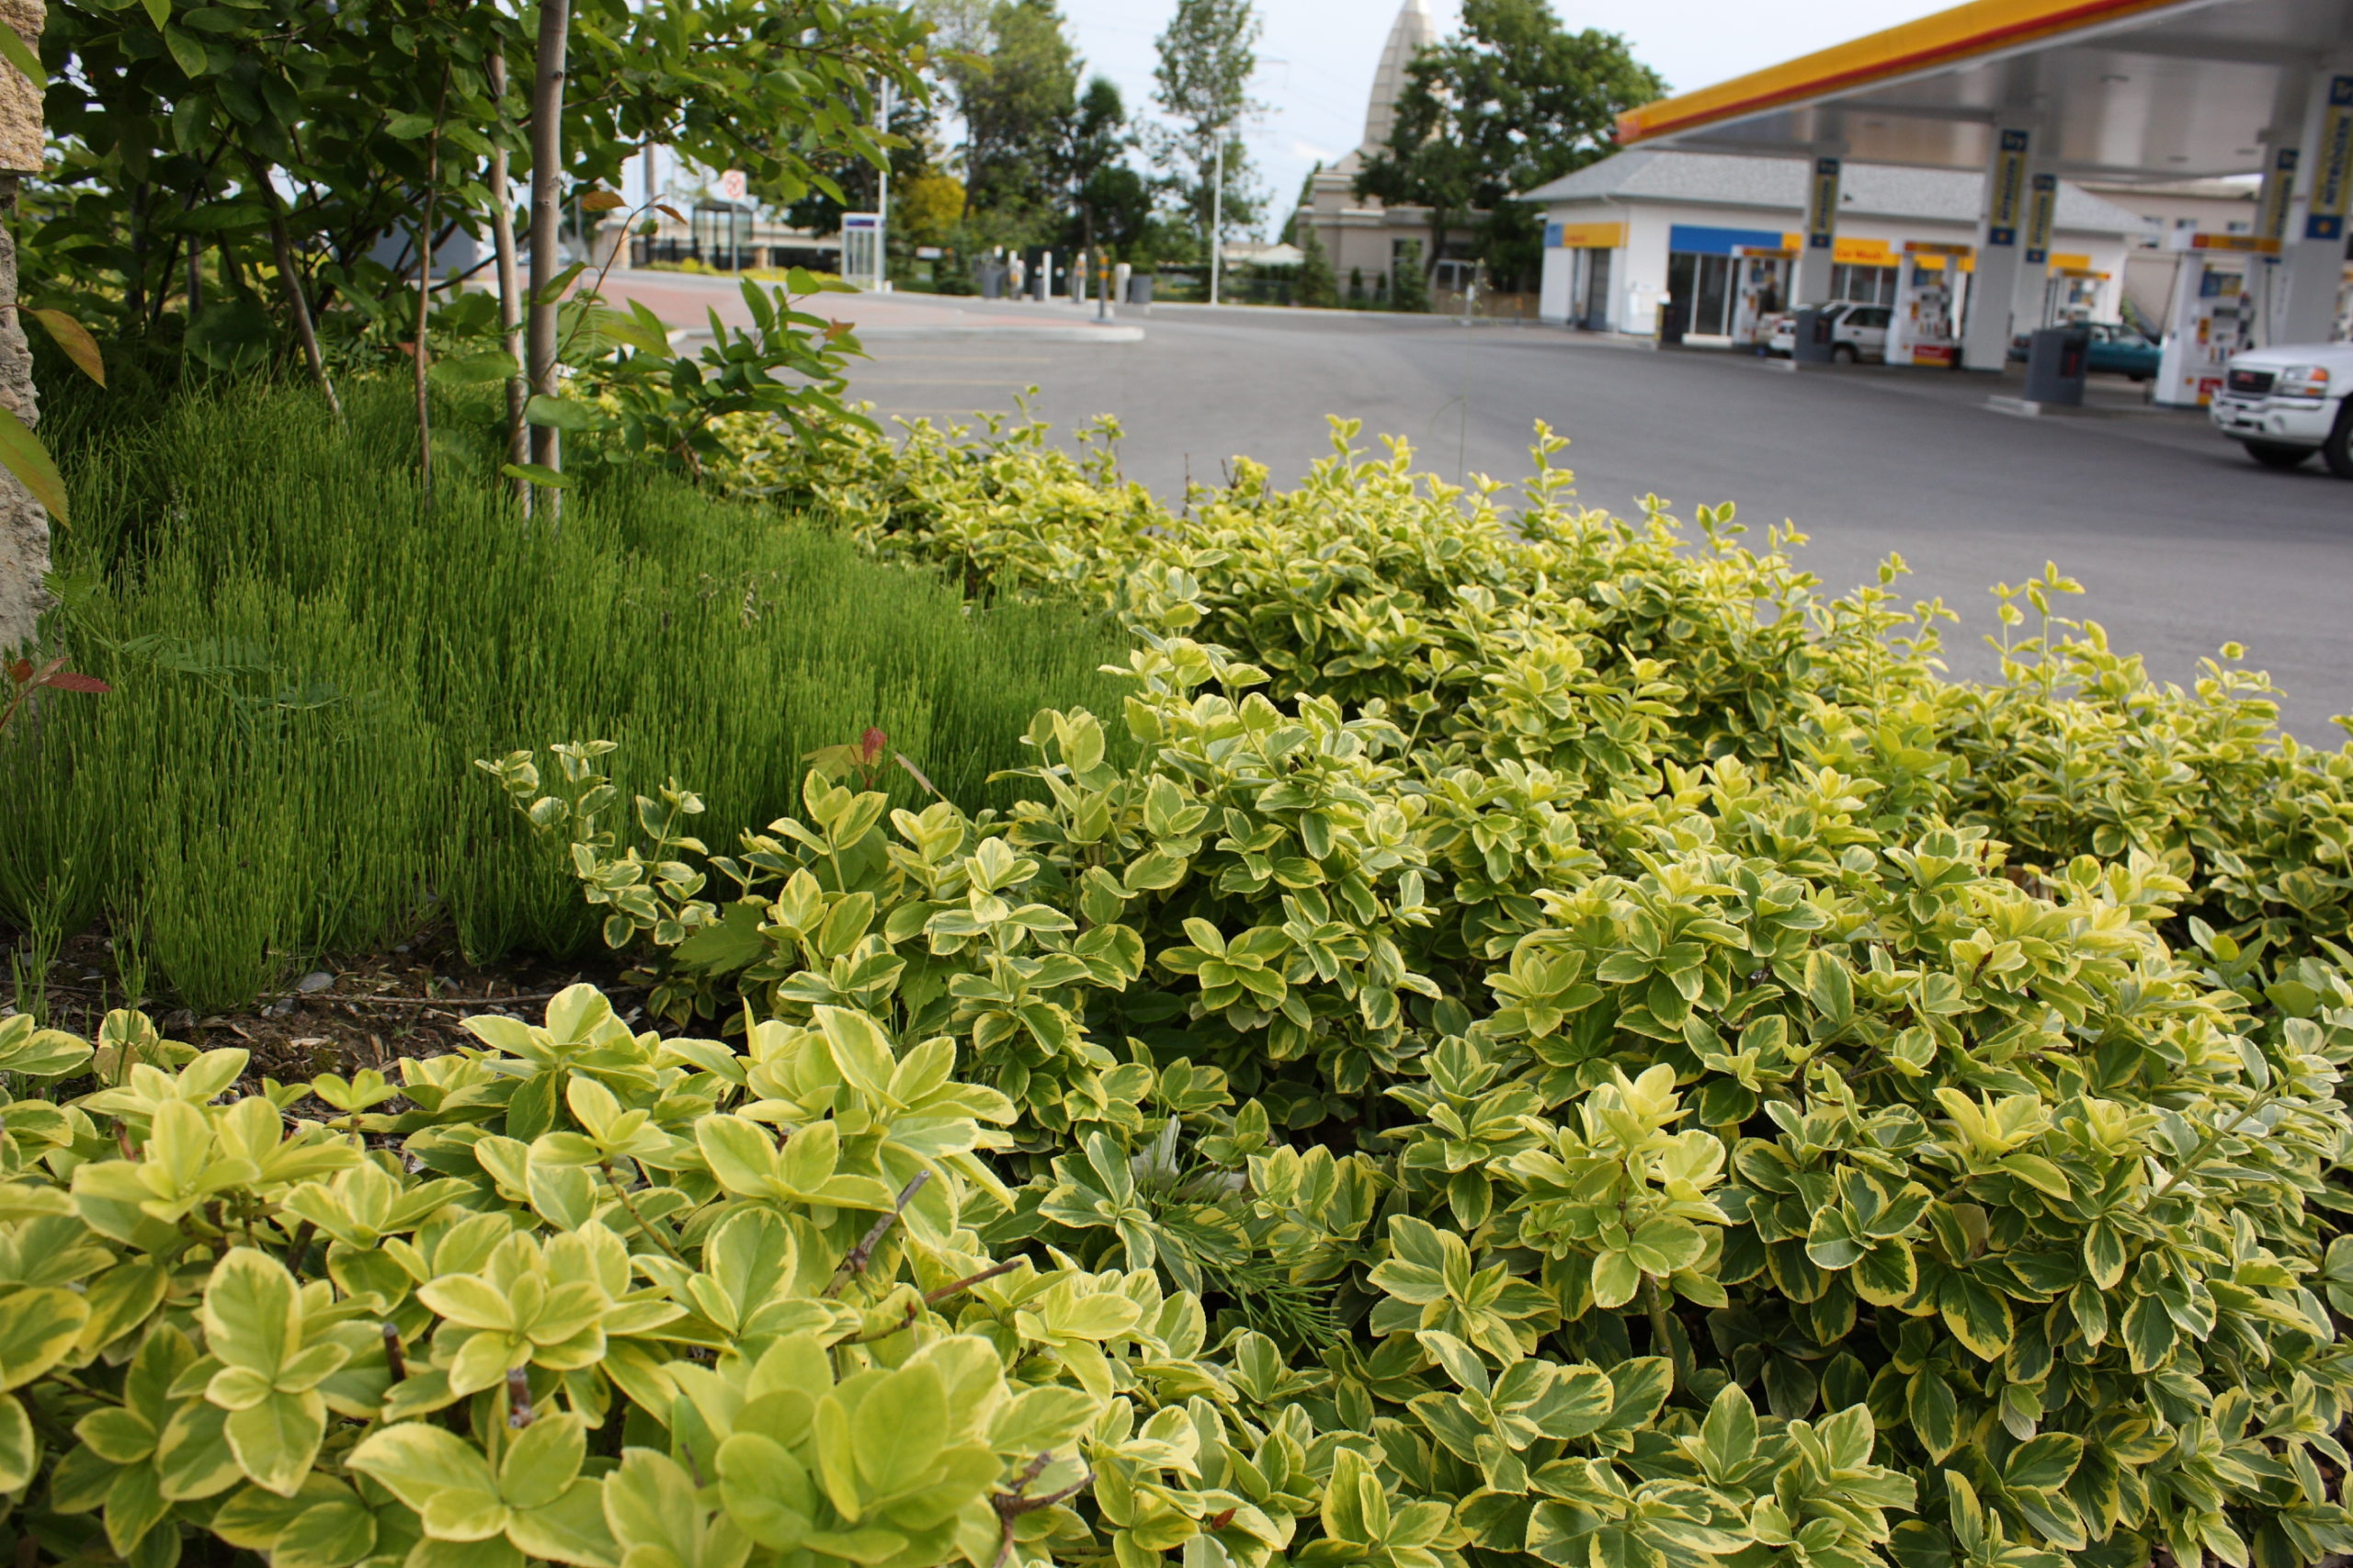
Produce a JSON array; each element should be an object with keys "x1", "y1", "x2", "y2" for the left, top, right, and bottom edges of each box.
[{"x1": 835, "y1": 302, "x2": 2353, "y2": 743}]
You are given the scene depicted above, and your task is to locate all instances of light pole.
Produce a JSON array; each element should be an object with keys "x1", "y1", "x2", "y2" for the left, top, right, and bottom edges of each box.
[{"x1": 1209, "y1": 130, "x2": 1225, "y2": 307}]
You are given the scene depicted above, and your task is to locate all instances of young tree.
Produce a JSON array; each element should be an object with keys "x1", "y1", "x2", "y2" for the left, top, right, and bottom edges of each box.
[
  {"x1": 1279, "y1": 161, "x2": 1318, "y2": 244},
  {"x1": 1150, "y1": 0, "x2": 1262, "y2": 253},
  {"x1": 1358, "y1": 0, "x2": 1662, "y2": 291},
  {"x1": 527, "y1": 0, "x2": 572, "y2": 497},
  {"x1": 32, "y1": 0, "x2": 929, "y2": 369},
  {"x1": 1296, "y1": 223, "x2": 1337, "y2": 308},
  {"x1": 1390, "y1": 238, "x2": 1428, "y2": 312}
]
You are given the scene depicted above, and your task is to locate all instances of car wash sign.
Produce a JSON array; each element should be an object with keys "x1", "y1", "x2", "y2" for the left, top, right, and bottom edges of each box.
[
  {"x1": 1986, "y1": 129, "x2": 2029, "y2": 245},
  {"x1": 2022, "y1": 172, "x2": 2057, "y2": 264},
  {"x1": 1805, "y1": 157, "x2": 1840, "y2": 249},
  {"x1": 2309, "y1": 75, "x2": 2353, "y2": 241}
]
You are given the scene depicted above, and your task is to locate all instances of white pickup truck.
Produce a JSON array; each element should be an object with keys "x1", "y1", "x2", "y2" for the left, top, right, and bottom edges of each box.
[{"x1": 2208, "y1": 343, "x2": 2353, "y2": 475}]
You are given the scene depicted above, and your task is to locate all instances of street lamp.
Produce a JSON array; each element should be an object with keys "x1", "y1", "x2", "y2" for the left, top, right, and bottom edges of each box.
[{"x1": 1210, "y1": 130, "x2": 1225, "y2": 306}]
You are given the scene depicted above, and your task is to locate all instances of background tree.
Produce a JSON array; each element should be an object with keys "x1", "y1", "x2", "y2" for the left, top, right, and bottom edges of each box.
[
  {"x1": 1357, "y1": 0, "x2": 1662, "y2": 291},
  {"x1": 955, "y1": 0, "x2": 1077, "y2": 239},
  {"x1": 900, "y1": 172, "x2": 970, "y2": 250},
  {"x1": 1149, "y1": 0, "x2": 1261, "y2": 256},
  {"x1": 780, "y1": 89, "x2": 946, "y2": 252},
  {"x1": 1053, "y1": 75, "x2": 1147, "y2": 261}
]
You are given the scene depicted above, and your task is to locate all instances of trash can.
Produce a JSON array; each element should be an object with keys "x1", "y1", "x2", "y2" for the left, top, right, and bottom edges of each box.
[
  {"x1": 1125, "y1": 275, "x2": 1154, "y2": 307},
  {"x1": 1658, "y1": 298, "x2": 1688, "y2": 346},
  {"x1": 1790, "y1": 306, "x2": 1836, "y2": 364},
  {"x1": 976, "y1": 263, "x2": 1007, "y2": 300},
  {"x1": 2023, "y1": 325, "x2": 2091, "y2": 406}
]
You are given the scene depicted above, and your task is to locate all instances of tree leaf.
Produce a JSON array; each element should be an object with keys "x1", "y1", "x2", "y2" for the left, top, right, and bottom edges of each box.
[
  {"x1": 0, "y1": 408, "x2": 69, "y2": 524},
  {"x1": 523, "y1": 394, "x2": 602, "y2": 433},
  {"x1": 163, "y1": 25, "x2": 208, "y2": 76},
  {"x1": 428, "y1": 349, "x2": 518, "y2": 387},
  {"x1": 580, "y1": 189, "x2": 626, "y2": 212},
  {"x1": 26, "y1": 309, "x2": 107, "y2": 388},
  {"x1": 0, "y1": 25, "x2": 43, "y2": 90},
  {"x1": 499, "y1": 462, "x2": 572, "y2": 491},
  {"x1": 527, "y1": 262, "x2": 585, "y2": 306}
]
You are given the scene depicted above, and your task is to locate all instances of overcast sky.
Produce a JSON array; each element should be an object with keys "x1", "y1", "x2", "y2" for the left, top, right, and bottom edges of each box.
[{"x1": 1059, "y1": 0, "x2": 1961, "y2": 236}]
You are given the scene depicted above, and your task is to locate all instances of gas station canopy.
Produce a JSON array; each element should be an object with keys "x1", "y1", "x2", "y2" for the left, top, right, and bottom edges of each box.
[{"x1": 1616, "y1": 0, "x2": 2353, "y2": 181}]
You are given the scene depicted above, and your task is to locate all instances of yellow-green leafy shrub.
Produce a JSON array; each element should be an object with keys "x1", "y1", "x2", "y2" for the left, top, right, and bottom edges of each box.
[
  {"x1": 2, "y1": 994, "x2": 1539, "y2": 1567},
  {"x1": 451, "y1": 406, "x2": 2353, "y2": 1568}
]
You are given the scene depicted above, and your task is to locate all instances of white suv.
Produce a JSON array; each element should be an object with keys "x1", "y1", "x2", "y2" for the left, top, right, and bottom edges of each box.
[
  {"x1": 1766, "y1": 302, "x2": 1892, "y2": 362},
  {"x1": 2209, "y1": 344, "x2": 2353, "y2": 475}
]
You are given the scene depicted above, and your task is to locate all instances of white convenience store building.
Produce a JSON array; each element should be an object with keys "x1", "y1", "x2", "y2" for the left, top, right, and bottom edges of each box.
[{"x1": 1521, "y1": 148, "x2": 2143, "y2": 347}]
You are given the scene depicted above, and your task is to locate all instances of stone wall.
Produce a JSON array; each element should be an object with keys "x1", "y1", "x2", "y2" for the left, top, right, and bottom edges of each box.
[{"x1": 0, "y1": 0, "x2": 45, "y2": 653}]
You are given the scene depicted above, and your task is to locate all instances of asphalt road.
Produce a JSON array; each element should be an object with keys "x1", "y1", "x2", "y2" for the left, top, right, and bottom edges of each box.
[{"x1": 838, "y1": 302, "x2": 2353, "y2": 741}]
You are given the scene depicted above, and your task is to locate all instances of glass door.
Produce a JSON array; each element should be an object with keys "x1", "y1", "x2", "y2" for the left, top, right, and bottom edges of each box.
[{"x1": 1581, "y1": 250, "x2": 1612, "y2": 330}]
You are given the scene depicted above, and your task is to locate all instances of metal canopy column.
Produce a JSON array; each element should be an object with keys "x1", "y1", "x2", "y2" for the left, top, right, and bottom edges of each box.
[
  {"x1": 2014, "y1": 157, "x2": 2060, "y2": 332},
  {"x1": 1963, "y1": 120, "x2": 2035, "y2": 370},
  {"x1": 2279, "y1": 64, "x2": 2353, "y2": 344},
  {"x1": 1794, "y1": 142, "x2": 1843, "y2": 306}
]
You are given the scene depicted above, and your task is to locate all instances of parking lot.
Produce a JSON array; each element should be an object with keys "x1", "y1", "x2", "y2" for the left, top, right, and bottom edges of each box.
[{"x1": 833, "y1": 300, "x2": 2353, "y2": 741}]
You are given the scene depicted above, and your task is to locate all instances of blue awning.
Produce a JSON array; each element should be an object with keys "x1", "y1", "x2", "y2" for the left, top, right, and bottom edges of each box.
[{"x1": 1669, "y1": 223, "x2": 1788, "y2": 256}]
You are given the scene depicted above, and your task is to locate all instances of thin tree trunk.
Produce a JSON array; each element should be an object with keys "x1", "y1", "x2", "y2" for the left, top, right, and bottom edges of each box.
[
  {"x1": 415, "y1": 67, "x2": 449, "y2": 506},
  {"x1": 527, "y1": 0, "x2": 572, "y2": 517},
  {"x1": 488, "y1": 49, "x2": 529, "y2": 514},
  {"x1": 248, "y1": 154, "x2": 341, "y2": 417},
  {"x1": 125, "y1": 181, "x2": 147, "y2": 325},
  {"x1": 182, "y1": 168, "x2": 204, "y2": 314}
]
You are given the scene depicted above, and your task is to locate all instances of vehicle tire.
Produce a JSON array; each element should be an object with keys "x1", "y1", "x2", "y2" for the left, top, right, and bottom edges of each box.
[
  {"x1": 1831, "y1": 343, "x2": 1857, "y2": 364},
  {"x1": 2323, "y1": 403, "x2": 2353, "y2": 479},
  {"x1": 2244, "y1": 440, "x2": 2313, "y2": 470}
]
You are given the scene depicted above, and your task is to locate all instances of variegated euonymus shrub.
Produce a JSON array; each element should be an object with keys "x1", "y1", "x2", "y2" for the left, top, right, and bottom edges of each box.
[
  {"x1": 3, "y1": 994, "x2": 1449, "y2": 1568},
  {"x1": 455, "y1": 405, "x2": 2353, "y2": 1568}
]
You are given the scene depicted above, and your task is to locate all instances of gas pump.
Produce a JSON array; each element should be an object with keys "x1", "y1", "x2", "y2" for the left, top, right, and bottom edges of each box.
[
  {"x1": 1730, "y1": 247, "x2": 1791, "y2": 348},
  {"x1": 2040, "y1": 267, "x2": 2107, "y2": 327},
  {"x1": 1888, "y1": 244, "x2": 1967, "y2": 366},
  {"x1": 2154, "y1": 233, "x2": 2256, "y2": 407}
]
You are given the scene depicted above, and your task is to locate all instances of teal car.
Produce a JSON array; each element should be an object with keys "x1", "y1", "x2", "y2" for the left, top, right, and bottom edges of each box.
[
  {"x1": 2006, "y1": 322, "x2": 2163, "y2": 381},
  {"x1": 2014, "y1": 320, "x2": 2154, "y2": 376}
]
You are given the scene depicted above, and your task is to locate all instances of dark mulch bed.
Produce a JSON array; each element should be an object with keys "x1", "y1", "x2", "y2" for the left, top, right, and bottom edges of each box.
[{"x1": 7, "y1": 923, "x2": 648, "y2": 1084}]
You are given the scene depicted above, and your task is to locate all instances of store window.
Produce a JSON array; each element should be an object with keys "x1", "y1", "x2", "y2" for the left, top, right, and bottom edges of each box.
[{"x1": 1829, "y1": 263, "x2": 1897, "y2": 306}]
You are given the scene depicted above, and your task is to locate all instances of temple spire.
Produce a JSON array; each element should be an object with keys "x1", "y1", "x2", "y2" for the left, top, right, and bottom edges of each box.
[{"x1": 1361, "y1": 0, "x2": 1437, "y2": 155}]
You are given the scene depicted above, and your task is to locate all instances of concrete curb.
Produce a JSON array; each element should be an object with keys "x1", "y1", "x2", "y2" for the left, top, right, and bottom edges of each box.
[
  {"x1": 853, "y1": 322, "x2": 1145, "y2": 344},
  {"x1": 669, "y1": 322, "x2": 1144, "y2": 347}
]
